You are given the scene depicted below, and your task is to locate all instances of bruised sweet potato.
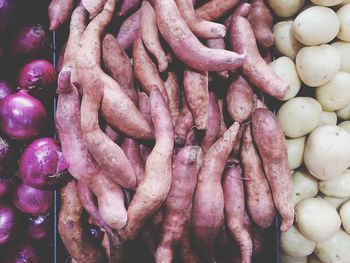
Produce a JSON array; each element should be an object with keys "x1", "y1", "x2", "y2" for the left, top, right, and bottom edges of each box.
[
  {"x1": 48, "y1": 0, "x2": 75, "y2": 31},
  {"x1": 250, "y1": 108, "x2": 293, "y2": 232},
  {"x1": 174, "y1": 95, "x2": 195, "y2": 145},
  {"x1": 155, "y1": 146, "x2": 202, "y2": 263},
  {"x1": 118, "y1": 0, "x2": 142, "y2": 16},
  {"x1": 183, "y1": 69, "x2": 209, "y2": 130},
  {"x1": 120, "y1": 86, "x2": 174, "y2": 240},
  {"x1": 164, "y1": 71, "x2": 181, "y2": 125},
  {"x1": 116, "y1": 9, "x2": 141, "y2": 50},
  {"x1": 192, "y1": 122, "x2": 240, "y2": 261},
  {"x1": 195, "y1": 0, "x2": 241, "y2": 21}
]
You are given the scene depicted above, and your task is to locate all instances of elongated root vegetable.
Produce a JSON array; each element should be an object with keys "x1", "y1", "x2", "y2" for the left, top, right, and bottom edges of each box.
[
  {"x1": 175, "y1": 0, "x2": 226, "y2": 39},
  {"x1": 241, "y1": 126, "x2": 276, "y2": 228},
  {"x1": 218, "y1": 99, "x2": 227, "y2": 137},
  {"x1": 251, "y1": 108, "x2": 293, "y2": 232},
  {"x1": 227, "y1": 75, "x2": 254, "y2": 123},
  {"x1": 183, "y1": 68, "x2": 209, "y2": 130},
  {"x1": 206, "y1": 38, "x2": 229, "y2": 79},
  {"x1": 118, "y1": 0, "x2": 142, "y2": 16},
  {"x1": 248, "y1": 0, "x2": 274, "y2": 48},
  {"x1": 116, "y1": 9, "x2": 141, "y2": 50},
  {"x1": 82, "y1": 0, "x2": 107, "y2": 19},
  {"x1": 175, "y1": 95, "x2": 195, "y2": 145},
  {"x1": 149, "y1": 0, "x2": 246, "y2": 72},
  {"x1": 58, "y1": 180, "x2": 107, "y2": 263},
  {"x1": 140, "y1": 1, "x2": 168, "y2": 72},
  {"x1": 230, "y1": 3, "x2": 289, "y2": 100},
  {"x1": 121, "y1": 138, "x2": 145, "y2": 185},
  {"x1": 120, "y1": 86, "x2": 174, "y2": 240},
  {"x1": 48, "y1": 0, "x2": 75, "y2": 31},
  {"x1": 195, "y1": 0, "x2": 241, "y2": 21},
  {"x1": 179, "y1": 219, "x2": 202, "y2": 263},
  {"x1": 164, "y1": 71, "x2": 181, "y2": 125},
  {"x1": 223, "y1": 162, "x2": 253, "y2": 263},
  {"x1": 156, "y1": 146, "x2": 202, "y2": 263},
  {"x1": 192, "y1": 122, "x2": 240, "y2": 261}
]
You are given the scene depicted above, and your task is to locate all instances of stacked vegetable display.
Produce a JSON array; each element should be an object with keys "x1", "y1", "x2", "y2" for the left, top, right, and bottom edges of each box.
[{"x1": 266, "y1": 1, "x2": 350, "y2": 262}]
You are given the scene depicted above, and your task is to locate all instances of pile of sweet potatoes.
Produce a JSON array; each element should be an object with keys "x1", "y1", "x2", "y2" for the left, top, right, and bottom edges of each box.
[{"x1": 51, "y1": 0, "x2": 293, "y2": 262}]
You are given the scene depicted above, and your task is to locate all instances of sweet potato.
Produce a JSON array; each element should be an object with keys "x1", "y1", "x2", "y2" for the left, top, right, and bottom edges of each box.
[
  {"x1": 82, "y1": 0, "x2": 107, "y2": 19},
  {"x1": 120, "y1": 86, "x2": 174, "y2": 240},
  {"x1": 121, "y1": 138, "x2": 145, "y2": 185},
  {"x1": 156, "y1": 146, "x2": 202, "y2": 263},
  {"x1": 104, "y1": 125, "x2": 121, "y2": 143},
  {"x1": 140, "y1": 1, "x2": 168, "y2": 72},
  {"x1": 149, "y1": 0, "x2": 246, "y2": 72},
  {"x1": 230, "y1": 4, "x2": 289, "y2": 100},
  {"x1": 164, "y1": 71, "x2": 181, "y2": 125},
  {"x1": 218, "y1": 99, "x2": 227, "y2": 137},
  {"x1": 183, "y1": 69, "x2": 209, "y2": 130},
  {"x1": 174, "y1": 0, "x2": 226, "y2": 39},
  {"x1": 102, "y1": 34, "x2": 138, "y2": 105},
  {"x1": 56, "y1": 70, "x2": 128, "y2": 229},
  {"x1": 223, "y1": 162, "x2": 253, "y2": 263},
  {"x1": 192, "y1": 122, "x2": 240, "y2": 261},
  {"x1": 206, "y1": 38, "x2": 229, "y2": 79},
  {"x1": 179, "y1": 215, "x2": 202, "y2": 263},
  {"x1": 227, "y1": 75, "x2": 254, "y2": 123},
  {"x1": 133, "y1": 34, "x2": 169, "y2": 103},
  {"x1": 195, "y1": 0, "x2": 241, "y2": 21},
  {"x1": 56, "y1": 41, "x2": 67, "y2": 73},
  {"x1": 200, "y1": 91, "x2": 221, "y2": 154},
  {"x1": 174, "y1": 95, "x2": 195, "y2": 145},
  {"x1": 248, "y1": 0, "x2": 274, "y2": 48},
  {"x1": 58, "y1": 180, "x2": 107, "y2": 263},
  {"x1": 241, "y1": 126, "x2": 276, "y2": 228},
  {"x1": 116, "y1": 9, "x2": 141, "y2": 50},
  {"x1": 118, "y1": 0, "x2": 142, "y2": 16},
  {"x1": 48, "y1": 0, "x2": 75, "y2": 30},
  {"x1": 250, "y1": 108, "x2": 293, "y2": 232}
]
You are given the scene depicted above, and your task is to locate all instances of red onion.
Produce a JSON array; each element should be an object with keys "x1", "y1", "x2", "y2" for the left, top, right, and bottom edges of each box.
[
  {"x1": 0, "y1": 177, "x2": 11, "y2": 197},
  {"x1": 19, "y1": 137, "x2": 68, "y2": 189},
  {"x1": 17, "y1": 60, "x2": 57, "y2": 100},
  {"x1": 4, "y1": 242, "x2": 43, "y2": 263},
  {"x1": 27, "y1": 214, "x2": 51, "y2": 241},
  {"x1": 0, "y1": 90, "x2": 48, "y2": 141},
  {"x1": 0, "y1": 0, "x2": 18, "y2": 34},
  {"x1": 13, "y1": 184, "x2": 53, "y2": 216},
  {"x1": 0, "y1": 135, "x2": 15, "y2": 174},
  {"x1": 0, "y1": 81, "x2": 14, "y2": 101},
  {"x1": 0, "y1": 203, "x2": 18, "y2": 245},
  {"x1": 11, "y1": 24, "x2": 49, "y2": 58},
  {"x1": 88, "y1": 224, "x2": 104, "y2": 243}
]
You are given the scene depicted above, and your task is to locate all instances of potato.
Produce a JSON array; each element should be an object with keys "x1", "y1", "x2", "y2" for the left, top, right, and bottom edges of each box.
[
  {"x1": 338, "y1": 121, "x2": 350, "y2": 133},
  {"x1": 336, "y1": 103, "x2": 350, "y2": 120},
  {"x1": 295, "y1": 198, "x2": 341, "y2": 241},
  {"x1": 341, "y1": 0, "x2": 350, "y2": 5},
  {"x1": 280, "y1": 225, "x2": 316, "y2": 257},
  {"x1": 277, "y1": 97, "x2": 322, "y2": 138},
  {"x1": 316, "y1": 72, "x2": 350, "y2": 111},
  {"x1": 308, "y1": 254, "x2": 323, "y2": 263},
  {"x1": 296, "y1": 45, "x2": 341, "y2": 87},
  {"x1": 322, "y1": 195, "x2": 349, "y2": 210},
  {"x1": 339, "y1": 200, "x2": 350, "y2": 234},
  {"x1": 287, "y1": 137, "x2": 306, "y2": 169},
  {"x1": 267, "y1": 0, "x2": 305, "y2": 17},
  {"x1": 310, "y1": 0, "x2": 344, "y2": 6},
  {"x1": 269, "y1": 57, "x2": 301, "y2": 100},
  {"x1": 304, "y1": 125, "x2": 350, "y2": 180},
  {"x1": 331, "y1": 41, "x2": 350, "y2": 73},
  {"x1": 319, "y1": 170, "x2": 350, "y2": 198},
  {"x1": 293, "y1": 168, "x2": 318, "y2": 206},
  {"x1": 281, "y1": 253, "x2": 307, "y2": 263},
  {"x1": 337, "y1": 4, "x2": 350, "y2": 41},
  {"x1": 317, "y1": 111, "x2": 337, "y2": 127},
  {"x1": 293, "y1": 6, "x2": 340, "y2": 46},
  {"x1": 273, "y1": 21, "x2": 303, "y2": 60},
  {"x1": 315, "y1": 229, "x2": 350, "y2": 263}
]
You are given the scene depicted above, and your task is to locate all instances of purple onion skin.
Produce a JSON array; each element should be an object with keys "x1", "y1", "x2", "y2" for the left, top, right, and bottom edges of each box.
[
  {"x1": 13, "y1": 184, "x2": 53, "y2": 216},
  {"x1": 0, "y1": 0, "x2": 18, "y2": 34},
  {"x1": 0, "y1": 135, "x2": 15, "y2": 175},
  {"x1": 4, "y1": 242, "x2": 43, "y2": 263},
  {"x1": 17, "y1": 60, "x2": 57, "y2": 100},
  {"x1": 11, "y1": 24, "x2": 49, "y2": 59},
  {"x1": 19, "y1": 137, "x2": 68, "y2": 189},
  {"x1": 0, "y1": 177, "x2": 11, "y2": 197},
  {"x1": 0, "y1": 90, "x2": 48, "y2": 142},
  {"x1": 27, "y1": 214, "x2": 51, "y2": 241},
  {"x1": 0, "y1": 203, "x2": 18, "y2": 245},
  {"x1": 88, "y1": 224, "x2": 104, "y2": 244},
  {"x1": 0, "y1": 81, "x2": 14, "y2": 101}
]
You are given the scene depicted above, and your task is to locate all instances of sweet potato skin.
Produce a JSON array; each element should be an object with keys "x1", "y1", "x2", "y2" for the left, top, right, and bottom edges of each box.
[
  {"x1": 48, "y1": 0, "x2": 75, "y2": 30},
  {"x1": 164, "y1": 71, "x2": 181, "y2": 125},
  {"x1": 206, "y1": 38, "x2": 229, "y2": 79},
  {"x1": 82, "y1": 0, "x2": 107, "y2": 19},
  {"x1": 195, "y1": 0, "x2": 241, "y2": 21},
  {"x1": 116, "y1": 9, "x2": 141, "y2": 50},
  {"x1": 250, "y1": 108, "x2": 293, "y2": 232},
  {"x1": 118, "y1": 0, "x2": 142, "y2": 16},
  {"x1": 121, "y1": 138, "x2": 145, "y2": 185},
  {"x1": 174, "y1": 95, "x2": 195, "y2": 145}
]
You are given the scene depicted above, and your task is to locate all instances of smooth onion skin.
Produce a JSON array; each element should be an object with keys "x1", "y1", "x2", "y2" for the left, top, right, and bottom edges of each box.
[
  {"x1": 17, "y1": 60, "x2": 57, "y2": 100},
  {"x1": 0, "y1": 90, "x2": 48, "y2": 141},
  {"x1": 27, "y1": 214, "x2": 51, "y2": 240},
  {"x1": 19, "y1": 137, "x2": 68, "y2": 189},
  {"x1": 13, "y1": 184, "x2": 53, "y2": 216},
  {"x1": 0, "y1": 81, "x2": 14, "y2": 101},
  {"x1": 0, "y1": 203, "x2": 18, "y2": 245},
  {"x1": 4, "y1": 242, "x2": 43, "y2": 263}
]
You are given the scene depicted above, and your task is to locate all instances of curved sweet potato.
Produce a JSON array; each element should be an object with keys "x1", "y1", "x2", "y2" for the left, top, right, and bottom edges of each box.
[
  {"x1": 174, "y1": 95, "x2": 195, "y2": 145},
  {"x1": 118, "y1": 0, "x2": 142, "y2": 16},
  {"x1": 248, "y1": 0, "x2": 274, "y2": 48},
  {"x1": 149, "y1": 0, "x2": 246, "y2": 72},
  {"x1": 82, "y1": 0, "x2": 107, "y2": 19},
  {"x1": 140, "y1": 1, "x2": 168, "y2": 72},
  {"x1": 175, "y1": 0, "x2": 226, "y2": 39},
  {"x1": 192, "y1": 122, "x2": 240, "y2": 261},
  {"x1": 120, "y1": 86, "x2": 174, "y2": 240},
  {"x1": 116, "y1": 9, "x2": 141, "y2": 50},
  {"x1": 48, "y1": 0, "x2": 75, "y2": 30},
  {"x1": 155, "y1": 146, "x2": 202, "y2": 263},
  {"x1": 229, "y1": 4, "x2": 289, "y2": 100},
  {"x1": 250, "y1": 108, "x2": 293, "y2": 232},
  {"x1": 164, "y1": 71, "x2": 181, "y2": 125},
  {"x1": 195, "y1": 0, "x2": 241, "y2": 21},
  {"x1": 104, "y1": 125, "x2": 122, "y2": 143},
  {"x1": 121, "y1": 138, "x2": 145, "y2": 185},
  {"x1": 206, "y1": 38, "x2": 229, "y2": 79},
  {"x1": 183, "y1": 69, "x2": 209, "y2": 130}
]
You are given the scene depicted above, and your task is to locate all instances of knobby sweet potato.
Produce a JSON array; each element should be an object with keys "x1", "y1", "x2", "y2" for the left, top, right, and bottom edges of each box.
[
  {"x1": 116, "y1": 8, "x2": 141, "y2": 50},
  {"x1": 195, "y1": 0, "x2": 241, "y2": 21},
  {"x1": 250, "y1": 108, "x2": 293, "y2": 232},
  {"x1": 164, "y1": 71, "x2": 181, "y2": 125},
  {"x1": 118, "y1": 0, "x2": 142, "y2": 16},
  {"x1": 48, "y1": 0, "x2": 75, "y2": 30},
  {"x1": 174, "y1": 95, "x2": 195, "y2": 145}
]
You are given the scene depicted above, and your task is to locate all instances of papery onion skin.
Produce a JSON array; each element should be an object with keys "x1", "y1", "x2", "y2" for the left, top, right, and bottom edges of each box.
[
  {"x1": 19, "y1": 137, "x2": 68, "y2": 189},
  {"x1": 0, "y1": 81, "x2": 15, "y2": 101},
  {"x1": 0, "y1": 203, "x2": 18, "y2": 245},
  {"x1": 0, "y1": 90, "x2": 48, "y2": 141},
  {"x1": 13, "y1": 184, "x2": 53, "y2": 216},
  {"x1": 27, "y1": 214, "x2": 51, "y2": 240}
]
